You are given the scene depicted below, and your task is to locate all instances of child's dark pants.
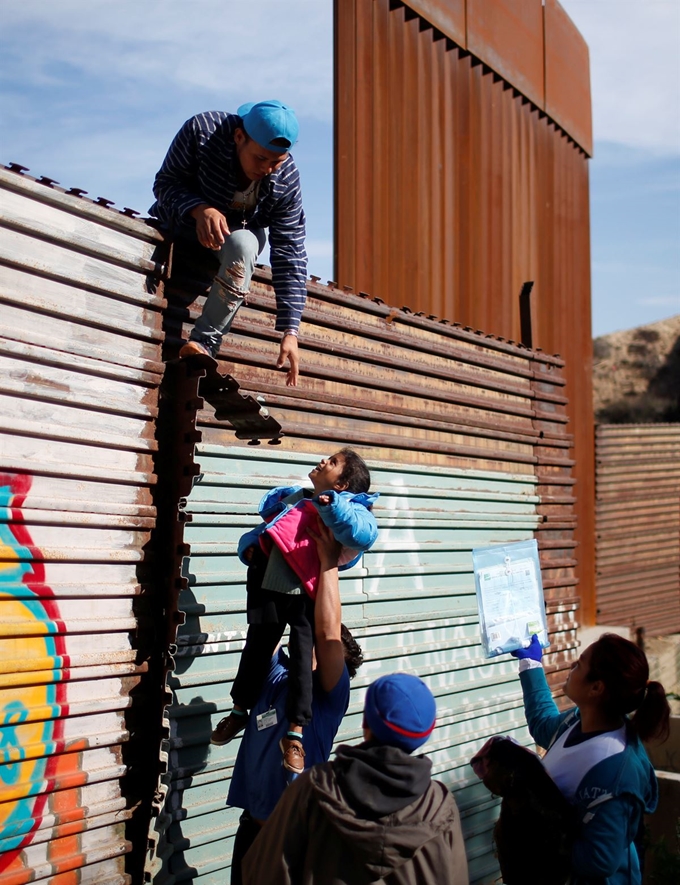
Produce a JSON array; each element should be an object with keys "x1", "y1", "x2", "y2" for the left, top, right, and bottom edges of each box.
[{"x1": 230, "y1": 547, "x2": 315, "y2": 727}]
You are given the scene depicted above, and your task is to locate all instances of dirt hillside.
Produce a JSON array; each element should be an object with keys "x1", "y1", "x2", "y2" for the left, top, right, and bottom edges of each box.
[{"x1": 592, "y1": 314, "x2": 680, "y2": 423}]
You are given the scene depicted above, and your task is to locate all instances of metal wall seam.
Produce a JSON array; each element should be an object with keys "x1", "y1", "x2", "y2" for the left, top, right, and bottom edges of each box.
[
  {"x1": 595, "y1": 424, "x2": 680, "y2": 636},
  {"x1": 0, "y1": 167, "x2": 168, "y2": 885}
]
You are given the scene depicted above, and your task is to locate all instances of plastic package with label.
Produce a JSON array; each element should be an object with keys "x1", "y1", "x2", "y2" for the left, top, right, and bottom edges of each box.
[{"x1": 472, "y1": 538, "x2": 550, "y2": 658}]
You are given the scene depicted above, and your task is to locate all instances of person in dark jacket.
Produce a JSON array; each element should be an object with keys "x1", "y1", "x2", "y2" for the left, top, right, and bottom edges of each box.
[
  {"x1": 241, "y1": 672, "x2": 469, "y2": 885},
  {"x1": 149, "y1": 100, "x2": 306, "y2": 384},
  {"x1": 512, "y1": 632, "x2": 670, "y2": 885},
  {"x1": 470, "y1": 735, "x2": 576, "y2": 885}
]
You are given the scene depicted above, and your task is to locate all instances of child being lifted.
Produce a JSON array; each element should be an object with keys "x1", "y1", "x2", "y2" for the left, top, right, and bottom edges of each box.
[{"x1": 210, "y1": 448, "x2": 379, "y2": 773}]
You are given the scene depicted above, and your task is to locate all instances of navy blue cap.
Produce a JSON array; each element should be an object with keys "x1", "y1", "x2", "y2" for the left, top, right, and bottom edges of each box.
[{"x1": 364, "y1": 673, "x2": 437, "y2": 753}]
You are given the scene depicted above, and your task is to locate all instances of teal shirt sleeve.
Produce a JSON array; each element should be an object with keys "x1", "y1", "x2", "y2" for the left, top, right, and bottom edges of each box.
[{"x1": 519, "y1": 666, "x2": 574, "y2": 750}]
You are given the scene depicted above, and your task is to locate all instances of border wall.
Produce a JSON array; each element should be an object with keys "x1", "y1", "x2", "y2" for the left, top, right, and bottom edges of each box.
[{"x1": 1, "y1": 163, "x2": 576, "y2": 884}]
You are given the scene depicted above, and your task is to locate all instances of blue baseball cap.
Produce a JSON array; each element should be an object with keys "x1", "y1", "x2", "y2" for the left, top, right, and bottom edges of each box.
[
  {"x1": 364, "y1": 673, "x2": 437, "y2": 753},
  {"x1": 237, "y1": 100, "x2": 299, "y2": 152}
]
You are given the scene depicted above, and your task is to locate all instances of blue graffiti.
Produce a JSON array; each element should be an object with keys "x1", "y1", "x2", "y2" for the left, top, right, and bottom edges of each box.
[{"x1": 0, "y1": 701, "x2": 30, "y2": 784}]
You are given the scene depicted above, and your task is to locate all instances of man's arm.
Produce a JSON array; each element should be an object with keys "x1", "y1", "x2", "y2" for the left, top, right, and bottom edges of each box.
[
  {"x1": 308, "y1": 520, "x2": 345, "y2": 693},
  {"x1": 153, "y1": 112, "x2": 231, "y2": 248},
  {"x1": 153, "y1": 116, "x2": 208, "y2": 223},
  {"x1": 267, "y1": 162, "x2": 307, "y2": 386}
]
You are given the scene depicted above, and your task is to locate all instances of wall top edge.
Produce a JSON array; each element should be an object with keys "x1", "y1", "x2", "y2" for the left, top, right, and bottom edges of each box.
[
  {"x1": 400, "y1": 0, "x2": 592, "y2": 156},
  {"x1": 0, "y1": 164, "x2": 165, "y2": 242}
]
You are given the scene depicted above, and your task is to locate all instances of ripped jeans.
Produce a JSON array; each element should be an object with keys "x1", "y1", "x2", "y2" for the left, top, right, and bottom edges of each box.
[{"x1": 190, "y1": 226, "x2": 267, "y2": 355}]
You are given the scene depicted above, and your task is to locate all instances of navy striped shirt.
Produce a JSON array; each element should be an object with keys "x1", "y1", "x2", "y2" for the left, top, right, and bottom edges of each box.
[{"x1": 150, "y1": 111, "x2": 307, "y2": 333}]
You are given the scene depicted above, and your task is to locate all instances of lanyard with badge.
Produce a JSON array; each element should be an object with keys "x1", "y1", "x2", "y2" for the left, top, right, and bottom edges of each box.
[{"x1": 256, "y1": 707, "x2": 278, "y2": 731}]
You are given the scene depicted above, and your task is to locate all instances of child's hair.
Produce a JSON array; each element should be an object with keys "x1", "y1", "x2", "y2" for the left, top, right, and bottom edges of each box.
[
  {"x1": 340, "y1": 624, "x2": 364, "y2": 679},
  {"x1": 337, "y1": 447, "x2": 371, "y2": 494},
  {"x1": 587, "y1": 633, "x2": 670, "y2": 743}
]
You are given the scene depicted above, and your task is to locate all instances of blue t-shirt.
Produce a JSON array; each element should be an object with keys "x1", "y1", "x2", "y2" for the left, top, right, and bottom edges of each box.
[{"x1": 227, "y1": 648, "x2": 350, "y2": 819}]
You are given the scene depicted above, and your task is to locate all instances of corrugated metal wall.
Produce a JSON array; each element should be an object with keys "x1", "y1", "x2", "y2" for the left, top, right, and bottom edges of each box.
[
  {"x1": 0, "y1": 167, "x2": 577, "y2": 884},
  {"x1": 0, "y1": 167, "x2": 168, "y2": 884},
  {"x1": 595, "y1": 424, "x2": 680, "y2": 636},
  {"x1": 149, "y1": 248, "x2": 577, "y2": 885},
  {"x1": 335, "y1": 0, "x2": 596, "y2": 625}
]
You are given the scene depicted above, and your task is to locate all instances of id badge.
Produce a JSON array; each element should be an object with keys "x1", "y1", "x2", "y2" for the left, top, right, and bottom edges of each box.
[{"x1": 256, "y1": 708, "x2": 278, "y2": 731}]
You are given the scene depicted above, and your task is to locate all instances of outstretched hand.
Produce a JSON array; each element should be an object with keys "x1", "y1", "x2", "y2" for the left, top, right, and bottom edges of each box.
[
  {"x1": 511, "y1": 634, "x2": 543, "y2": 662},
  {"x1": 276, "y1": 334, "x2": 300, "y2": 387},
  {"x1": 307, "y1": 517, "x2": 341, "y2": 568}
]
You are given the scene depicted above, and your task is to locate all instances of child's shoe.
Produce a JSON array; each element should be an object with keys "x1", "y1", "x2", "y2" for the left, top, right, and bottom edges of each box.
[
  {"x1": 210, "y1": 712, "x2": 248, "y2": 745},
  {"x1": 279, "y1": 736, "x2": 305, "y2": 773}
]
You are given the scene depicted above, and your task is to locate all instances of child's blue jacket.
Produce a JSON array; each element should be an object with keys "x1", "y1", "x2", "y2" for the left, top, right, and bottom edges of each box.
[
  {"x1": 519, "y1": 666, "x2": 658, "y2": 885},
  {"x1": 237, "y1": 485, "x2": 379, "y2": 571}
]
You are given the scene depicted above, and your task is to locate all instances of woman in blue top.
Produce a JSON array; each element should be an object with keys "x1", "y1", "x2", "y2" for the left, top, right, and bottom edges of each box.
[{"x1": 513, "y1": 633, "x2": 670, "y2": 885}]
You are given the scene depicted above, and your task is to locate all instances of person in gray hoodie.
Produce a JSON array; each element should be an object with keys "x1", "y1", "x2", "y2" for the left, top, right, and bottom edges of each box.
[{"x1": 241, "y1": 672, "x2": 469, "y2": 885}]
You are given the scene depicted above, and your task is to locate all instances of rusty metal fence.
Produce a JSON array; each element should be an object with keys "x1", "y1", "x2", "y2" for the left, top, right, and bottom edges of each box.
[
  {"x1": 335, "y1": 0, "x2": 596, "y2": 629},
  {"x1": 595, "y1": 424, "x2": 680, "y2": 637},
  {"x1": 147, "y1": 241, "x2": 578, "y2": 885},
  {"x1": 0, "y1": 165, "x2": 169, "y2": 884},
  {"x1": 1, "y1": 165, "x2": 578, "y2": 885}
]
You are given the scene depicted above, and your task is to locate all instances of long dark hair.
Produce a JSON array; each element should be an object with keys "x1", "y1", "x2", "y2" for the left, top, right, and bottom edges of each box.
[{"x1": 587, "y1": 633, "x2": 670, "y2": 743}]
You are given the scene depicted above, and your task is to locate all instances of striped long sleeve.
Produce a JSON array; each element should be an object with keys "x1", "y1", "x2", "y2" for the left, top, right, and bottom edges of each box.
[{"x1": 150, "y1": 111, "x2": 307, "y2": 332}]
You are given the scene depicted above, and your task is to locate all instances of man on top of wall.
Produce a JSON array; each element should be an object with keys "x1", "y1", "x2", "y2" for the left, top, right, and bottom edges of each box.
[{"x1": 149, "y1": 100, "x2": 306, "y2": 386}]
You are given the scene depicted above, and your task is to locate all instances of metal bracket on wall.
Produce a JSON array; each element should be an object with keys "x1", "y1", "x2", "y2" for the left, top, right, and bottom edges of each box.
[
  {"x1": 181, "y1": 353, "x2": 283, "y2": 443},
  {"x1": 519, "y1": 281, "x2": 535, "y2": 349}
]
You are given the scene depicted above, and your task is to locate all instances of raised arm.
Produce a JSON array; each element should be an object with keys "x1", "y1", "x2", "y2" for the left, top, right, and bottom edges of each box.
[
  {"x1": 512, "y1": 638, "x2": 574, "y2": 749},
  {"x1": 308, "y1": 519, "x2": 345, "y2": 693}
]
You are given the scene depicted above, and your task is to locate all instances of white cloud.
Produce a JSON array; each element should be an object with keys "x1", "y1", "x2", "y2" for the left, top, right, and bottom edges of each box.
[
  {"x1": 1, "y1": 0, "x2": 333, "y2": 121},
  {"x1": 6, "y1": 1, "x2": 677, "y2": 162},
  {"x1": 560, "y1": 0, "x2": 680, "y2": 154},
  {"x1": 637, "y1": 297, "x2": 680, "y2": 307}
]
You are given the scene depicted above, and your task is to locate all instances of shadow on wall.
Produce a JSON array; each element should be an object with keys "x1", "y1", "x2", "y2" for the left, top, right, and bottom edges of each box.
[{"x1": 154, "y1": 583, "x2": 213, "y2": 883}]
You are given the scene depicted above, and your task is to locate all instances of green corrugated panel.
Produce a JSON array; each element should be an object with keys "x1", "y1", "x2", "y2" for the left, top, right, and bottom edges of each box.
[{"x1": 155, "y1": 446, "x2": 539, "y2": 884}]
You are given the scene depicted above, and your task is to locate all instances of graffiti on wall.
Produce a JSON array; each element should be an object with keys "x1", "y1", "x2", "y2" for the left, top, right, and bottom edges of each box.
[{"x1": 0, "y1": 472, "x2": 82, "y2": 875}]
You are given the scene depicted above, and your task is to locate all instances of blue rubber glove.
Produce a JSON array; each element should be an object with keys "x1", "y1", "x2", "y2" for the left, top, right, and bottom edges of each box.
[{"x1": 511, "y1": 634, "x2": 543, "y2": 661}]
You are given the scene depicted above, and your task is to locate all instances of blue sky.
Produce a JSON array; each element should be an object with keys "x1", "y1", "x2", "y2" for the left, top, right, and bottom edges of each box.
[{"x1": 1, "y1": 0, "x2": 677, "y2": 337}]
